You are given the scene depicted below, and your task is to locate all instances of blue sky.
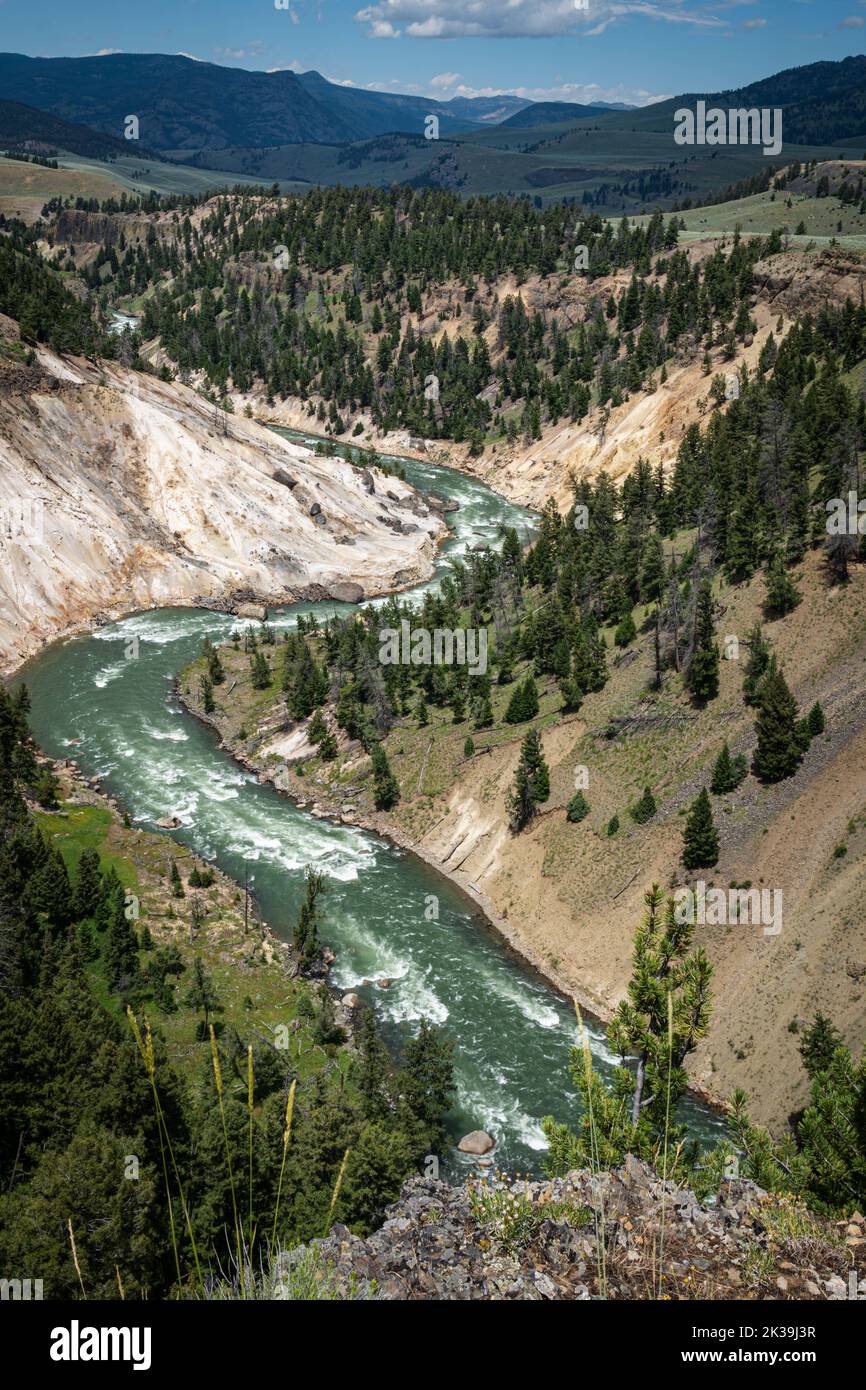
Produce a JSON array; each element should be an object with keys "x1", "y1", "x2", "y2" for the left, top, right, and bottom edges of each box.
[{"x1": 2, "y1": 0, "x2": 866, "y2": 107}]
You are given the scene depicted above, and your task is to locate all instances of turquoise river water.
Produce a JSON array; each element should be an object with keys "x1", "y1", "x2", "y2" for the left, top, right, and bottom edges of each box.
[{"x1": 17, "y1": 428, "x2": 725, "y2": 1173}]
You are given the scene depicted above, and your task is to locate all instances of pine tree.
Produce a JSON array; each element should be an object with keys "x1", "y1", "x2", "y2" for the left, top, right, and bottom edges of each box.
[
  {"x1": 630, "y1": 786, "x2": 657, "y2": 824},
  {"x1": 200, "y1": 673, "x2": 215, "y2": 714},
  {"x1": 742, "y1": 623, "x2": 771, "y2": 706},
  {"x1": 184, "y1": 955, "x2": 223, "y2": 1037},
  {"x1": 318, "y1": 731, "x2": 338, "y2": 761},
  {"x1": 293, "y1": 867, "x2": 326, "y2": 965},
  {"x1": 752, "y1": 662, "x2": 801, "y2": 782},
  {"x1": 473, "y1": 695, "x2": 493, "y2": 729},
  {"x1": 543, "y1": 885, "x2": 713, "y2": 1167},
  {"x1": 710, "y1": 742, "x2": 747, "y2": 794},
  {"x1": 308, "y1": 708, "x2": 327, "y2": 744},
  {"x1": 507, "y1": 729, "x2": 550, "y2": 831},
  {"x1": 799, "y1": 1012, "x2": 843, "y2": 1080},
  {"x1": 250, "y1": 650, "x2": 272, "y2": 690},
  {"x1": 805, "y1": 701, "x2": 825, "y2": 737},
  {"x1": 463, "y1": 736, "x2": 475, "y2": 758},
  {"x1": 606, "y1": 814, "x2": 620, "y2": 836},
  {"x1": 371, "y1": 744, "x2": 399, "y2": 809},
  {"x1": 683, "y1": 788, "x2": 719, "y2": 868},
  {"x1": 73, "y1": 847, "x2": 103, "y2": 919},
  {"x1": 685, "y1": 578, "x2": 719, "y2": 702},
  {"x1": 104, "y1": 887, "x2": 140, "y2": 991},
  {"x1": 504, "y1": 676, "x2": 538, "y2": 724},
  {"x1": 169, "y1": 861, "x2": 184, "y2": 898},
  {"x1": 763, "y1": 550, "x2": 802, "y2": 619},
  {"x1": 566, "y1": 791, "x2": 590, "y2": 823},
  {"x1": 614, "y1": 609, "x2": 637, "y2": 647}
]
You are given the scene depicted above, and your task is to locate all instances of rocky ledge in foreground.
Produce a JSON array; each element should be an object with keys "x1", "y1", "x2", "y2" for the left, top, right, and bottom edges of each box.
[{"x1": 284, "y1": 1159, "x2": 864, "y2": 1300}]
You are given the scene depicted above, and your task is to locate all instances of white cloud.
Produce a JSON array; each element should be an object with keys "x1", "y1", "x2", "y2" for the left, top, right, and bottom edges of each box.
[
  {"x1": 429, "y1": 72, "x2": 462, "y2": 89},
  {"x1": 213, "y1": 42, "x2": 266, "y2": 60},
  {"x1": 742, "y1": 18, "x2": 767, "y2": 28},
  {"x1": 840, "y1": 14, "x2": 865, "y2": 25},
  {"x1": 93, "y1": 48, "x2": 122, "y2": 56},
  {"x1": 177, "y1": 52, "x2": 206, "y2": 62},
  {"x1": 355, "y1": 0, "x2": 729, "y2": 40}
]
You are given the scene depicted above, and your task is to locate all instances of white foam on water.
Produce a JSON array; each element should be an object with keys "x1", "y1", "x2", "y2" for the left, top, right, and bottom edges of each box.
[
  {"x1": 456, "y1": 1083, "x2": 549, "y2": 1155},
  {"x1": 377, "y1": 971, "x2": 449, "y2": 1026},
  {"x1": 143, "y1": 722, "x2": 189, "y2": 743},
  {"x1": 93, "y1": 661, "x2": 128, "y2": 689},
  {"x1": 480, "y1": 970, "x2": 561, "y2": 1030}
]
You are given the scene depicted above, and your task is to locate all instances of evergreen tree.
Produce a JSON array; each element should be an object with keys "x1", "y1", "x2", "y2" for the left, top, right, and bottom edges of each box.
[
  {"x1": 685, "y1": 578, "x2": 719, "y2": 702},
  {"x1": 371, "y1": 744, "x2": 399, "y2": 810},
  {"x1": 682, "y1": 788, "x2": 719, "y2": 868},
  {"x1": 184, "y1": 955, "x2": 223, "y2": 1038},
  {"x1": 169, "y1": 861, "x2": 184, "y2": 898},
  {"x1": 805, "y1": 701, "x2": 826, "y2": 737},
  {"x1": 507, "y1": 729, "x2": 550, "y2": 831},
  {"x1": 799, "y1": 1012, "x2": 843, "y2": 1080},
  {"x1": 544, "y1": 885, "x2": 712, "y2": 1168},
  {"x1": 630, "y1": 786, "x2": 657, "y2": 824},
  {"x1": 566, "y1": 791, "x2": 590, "y2": 823},
  {"x1": 250, "y1": 650, "x2": 272, "y2": 690},
  {"x1": 200, "y1": 673, "x2": 215, "y2": 714},
  {"x1": 742, "y1": 623, "x2": 771, "y2": 706},
  {"x1": 752, "y1": 663, "x2": 801, "y2": 782},
  {"x1": 73, "y1": 847, "x2": 103, "y2": 919},
  {"x1": 473, "y1": 695, "x2": 493, "y2": 729},
  {"x1": 103, "y1": 887, "x2": 140, "y2": 991},
  {"x1": 504, "y1": 676, "x2": 539, "y2": 724},
  {"x1": 710, "y1": 742, "x2": 747, "y2": 794},
  {"x1": 763, "y1": 550, "x2": 802, "y2": 619},
  {"x1": 614, "y1": 609, "x2": 637, "y2": 647}
]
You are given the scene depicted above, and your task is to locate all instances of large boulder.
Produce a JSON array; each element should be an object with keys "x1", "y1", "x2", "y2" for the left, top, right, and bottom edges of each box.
[
  {"x1": 329, "y1": 581, "x2": 364, "y2": 604},
  {"x1": 457, "y1": 1130, "x2": 495, "y2": 1156},
  {"x1": 236, "y1": 602, "x2": 267, "y2": 621}
]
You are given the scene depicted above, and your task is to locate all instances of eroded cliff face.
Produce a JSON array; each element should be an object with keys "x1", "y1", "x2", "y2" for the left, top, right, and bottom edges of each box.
[{"x1": 0, "y1": 350, "x2": 446, "y2": 671}]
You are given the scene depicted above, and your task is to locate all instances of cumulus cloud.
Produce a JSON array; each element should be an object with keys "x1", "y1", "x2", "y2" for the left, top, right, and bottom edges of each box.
[{"x1": 354, "y1": 0, "x2": 728, "y2": 41}]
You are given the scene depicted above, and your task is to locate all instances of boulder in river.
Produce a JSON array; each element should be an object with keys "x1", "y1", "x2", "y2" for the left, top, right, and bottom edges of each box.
[
  {"x1": 236, "y1": 602, "x2": 268, "y2": 621},
  {"x1": 457, "y1": 1131, "x2": 495, "y2": 1156},
  {"x1": 341, "y1": 992, "x2": 361, "y2": 1009},
  {"x1": 378, "y1": 978, "x2": 393, "y2": 989},
  {"x1": 155, "y1": 815, "x2": 182, "y2": 829},
  {"x1": 329, "y1": 581, "x2": 364, "y2": 604}
]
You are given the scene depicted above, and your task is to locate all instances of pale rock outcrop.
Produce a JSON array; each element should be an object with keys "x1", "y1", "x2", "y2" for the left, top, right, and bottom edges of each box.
[{"x1": 0, "y1": 352, "x2": 446, "y2": 671}]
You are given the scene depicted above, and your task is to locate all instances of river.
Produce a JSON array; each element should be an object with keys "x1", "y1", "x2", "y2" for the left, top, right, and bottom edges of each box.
[{"x1": 17, "y1": 428, "x2": 725, "y2": 1173}]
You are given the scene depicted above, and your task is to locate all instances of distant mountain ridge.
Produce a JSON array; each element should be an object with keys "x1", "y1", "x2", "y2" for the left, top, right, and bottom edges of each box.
[
  {"x1": 0, "y1": 98, "x2": 145, "y2": 159},
  {"x1": 501, "y1": 101, "x2": 633, "y2": 129},
  {"x1": 0, "y1": 53, "x2": 531, "y2": 150}
]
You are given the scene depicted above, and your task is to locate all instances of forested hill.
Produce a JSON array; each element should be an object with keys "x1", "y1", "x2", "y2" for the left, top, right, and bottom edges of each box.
[{"x1": 51, "y1": 182, "x2": 799, "y2": 449}]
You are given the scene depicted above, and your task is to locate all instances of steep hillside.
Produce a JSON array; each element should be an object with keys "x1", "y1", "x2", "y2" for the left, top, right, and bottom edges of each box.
[{"x1": 0, "y1": 342, "x2": 446, "y2": 671}]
